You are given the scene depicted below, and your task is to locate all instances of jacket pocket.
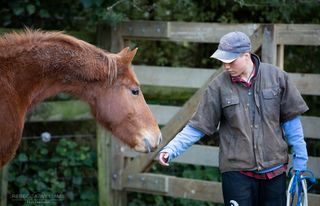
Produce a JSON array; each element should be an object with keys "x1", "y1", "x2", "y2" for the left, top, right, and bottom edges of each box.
[
  {"x1": 262, "y1": 87, "x2": 281, "y2": 99},
  {"x1": 262, "y1": 86, "x2": 281, "y2": 116},
  {"x1": 221, "y1": 95, "x2": 240, "y2": 120}
]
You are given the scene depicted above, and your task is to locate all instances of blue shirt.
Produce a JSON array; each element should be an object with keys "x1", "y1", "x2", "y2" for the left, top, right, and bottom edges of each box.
[{"x1": 161, "y1": 116, "x2": 308, "y2": 172}]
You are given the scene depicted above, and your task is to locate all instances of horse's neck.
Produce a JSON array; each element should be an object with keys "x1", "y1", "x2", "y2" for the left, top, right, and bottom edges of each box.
[
  {"x1": 11, "y1": 64, "x2": 82, "y2": 108},
  {"x1": 0, "y1": 82, "x2": 25, "y2": 167},
  {"x1": 0, "y1": 56, "x2": 86, "y2": 168}
]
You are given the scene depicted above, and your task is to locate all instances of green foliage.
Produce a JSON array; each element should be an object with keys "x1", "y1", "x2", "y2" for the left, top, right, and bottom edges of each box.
[
  {"x1": 1, "y1": 0, "x2": 319, "y2": 32},
  {"x1": 0, "y1": 0, "x2": 129, "y2": 31},
  {"x1": 7, "y1": 138, "x2": 97, "y2": 206}
]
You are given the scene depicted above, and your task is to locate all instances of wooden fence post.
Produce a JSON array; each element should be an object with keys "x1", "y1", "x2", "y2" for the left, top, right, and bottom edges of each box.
[
  {"x1": 262, "y1": 24, "x2": 277, "y2": 65},
  {"x1": 97, "y1": 125, "x2": 127, "y2": 206},
  {"x1": 97, "y1": 24, "x2": 124, "y2": 52},
  {"x1": 97, "y1": 124, "x2": 112, "y2": 206},
  {"x1": 0, "y1": 164, "x2": 9, "y2": 206},
  {"x1": 96, "y1": 23, "x2": 127, "y2": 206},
  {"x1": 277, "y1": 44, "x2": 284, "y2": 70}
]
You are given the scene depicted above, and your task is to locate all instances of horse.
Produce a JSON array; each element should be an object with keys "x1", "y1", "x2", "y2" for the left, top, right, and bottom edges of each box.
[{"x1": 0, "y1": 29, "x2": 162, "y2": 168}]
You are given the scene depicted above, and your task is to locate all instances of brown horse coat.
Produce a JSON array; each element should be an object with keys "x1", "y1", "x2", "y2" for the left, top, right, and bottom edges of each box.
[{"x1": 0, "y1": 30, "x2": 161, "y2": 167}]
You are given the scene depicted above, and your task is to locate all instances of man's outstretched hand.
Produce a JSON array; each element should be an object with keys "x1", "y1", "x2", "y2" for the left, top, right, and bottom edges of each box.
[{"x1": 158, "y1": 152, "x2": 170, "y2": 166}]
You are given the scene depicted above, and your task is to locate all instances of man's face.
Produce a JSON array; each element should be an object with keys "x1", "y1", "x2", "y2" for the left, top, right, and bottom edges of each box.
[{"x1": 223, "y1": 53, "x2": 250, "y2": 77}]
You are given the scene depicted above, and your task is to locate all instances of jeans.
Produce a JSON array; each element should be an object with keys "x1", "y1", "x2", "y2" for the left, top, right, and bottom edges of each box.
[{"x1": 222, "y1": 171, "x2": 286, "y2": 206}]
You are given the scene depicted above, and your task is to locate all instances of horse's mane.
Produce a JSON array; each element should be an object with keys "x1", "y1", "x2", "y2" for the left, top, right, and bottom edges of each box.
[{"x1": 0, "y1": 29, "x2": 118, "y2": 84}]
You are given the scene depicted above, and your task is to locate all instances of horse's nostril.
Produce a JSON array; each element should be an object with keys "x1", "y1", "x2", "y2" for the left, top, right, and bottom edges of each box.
[
  {"x1": 158, "y1": 134, "x2": 162, "y2": 145},
  {"x1": 143, "y1": 138, "x2": 152, "y2": 153},
  {"x1": 143, "y1": 137, "x2": 160, "y2": 153}
]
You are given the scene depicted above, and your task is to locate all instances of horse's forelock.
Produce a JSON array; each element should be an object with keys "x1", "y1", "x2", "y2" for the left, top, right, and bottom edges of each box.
[{"x1": 99, "y1": 52, "x2": 118, "y2": 85}]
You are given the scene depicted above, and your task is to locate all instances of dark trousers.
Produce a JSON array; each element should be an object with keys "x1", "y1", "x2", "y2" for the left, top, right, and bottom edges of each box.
[{"x1": 222, "y1": 171, "x2": 286, "y2": 206}]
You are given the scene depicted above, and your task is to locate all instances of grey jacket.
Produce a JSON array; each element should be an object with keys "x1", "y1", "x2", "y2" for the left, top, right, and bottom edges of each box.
[{"x1": 189, "y1": 54, "x2": 308, "y2": 173}]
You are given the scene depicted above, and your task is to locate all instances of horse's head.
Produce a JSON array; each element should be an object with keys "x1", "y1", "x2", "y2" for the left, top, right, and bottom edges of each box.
[{"x1": 86, "y1": 47, "x2": 162, "y2": 153}]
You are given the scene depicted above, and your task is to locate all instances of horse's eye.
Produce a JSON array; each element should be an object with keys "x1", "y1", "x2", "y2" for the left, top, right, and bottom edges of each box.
[{"x1": 131, "y1": 88, "x2": 140, "y2": 96}]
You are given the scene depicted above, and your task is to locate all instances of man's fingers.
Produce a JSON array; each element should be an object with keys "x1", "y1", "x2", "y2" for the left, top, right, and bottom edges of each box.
[{"x1": 159, "y1": 152, "x2": 169, "y2": 166}]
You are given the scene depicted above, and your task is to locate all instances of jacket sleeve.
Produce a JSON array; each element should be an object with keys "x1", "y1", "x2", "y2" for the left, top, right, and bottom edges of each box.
[
  {"x1": 280, "y1": 73, "x2": 309, "y2": 122},
  {"x1": 160, "y1": 124, "x2": 205, "y2": 162},
  {"x1": 189, "y1": 83, "x2": 221, "y2": 136},
  {"x1": 282, "y1": 116, "x2": 308, "y2": 171}
]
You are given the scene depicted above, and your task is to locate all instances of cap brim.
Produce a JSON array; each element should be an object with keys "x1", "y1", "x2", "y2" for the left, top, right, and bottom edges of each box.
[{"x1": 210, "y1": 49, "x2": 240, "y2": 63}]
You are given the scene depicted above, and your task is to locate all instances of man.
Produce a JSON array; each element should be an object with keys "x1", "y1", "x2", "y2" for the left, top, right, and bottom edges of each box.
[{"x1": 158, "y1": 31, "x2": 309, "y2": 206}]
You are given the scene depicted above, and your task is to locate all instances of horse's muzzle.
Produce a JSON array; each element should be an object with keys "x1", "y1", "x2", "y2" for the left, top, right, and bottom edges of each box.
[{"x1": 143, "y1": 133, "x2": 162, "y2": 153}]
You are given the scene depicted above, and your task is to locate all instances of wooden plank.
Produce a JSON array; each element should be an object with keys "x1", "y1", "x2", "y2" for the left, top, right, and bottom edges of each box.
[
  {"x1": 96, "y1": 126, "x2": 127, "y2": 206},
  {"x1": 124, "y1": 172, "x2": 320, "y2": 205},
  {"x1": 96, "y1": 125, "x2": 112, "y2": 206},
  {"x1": 250, "y1": 25, "x2": 264, "y2": 52},
  {"x1": 0, "y1": 164, "x2": 9, "y2": 206},
  {"x1": 26, "y1": 100, "x2": 91, "y2": 122},
  {"x1": 110, "y1": 138, "x2": 127, "y2": 191},
  {"x1": 134, "y1": 65, "x2": 216, "y2": 88},
  {"x1": 301, "y1": 156, "x2": 320, "y2": 178},
  {"x1": 125, "y1": 173, "x2": 169, "y2": 194},
  {"x1": 125, "y1": 172, "x2": 320, "y2": 205},
  {"x1": 120, "y1": 21, "x2": 169, "y2": 39},
  {"x1": 277, "y1": 44, "x2": 284, "y2": 69},
  {"x1": 276, "y1": 24, "x2": 320, "y2": 45},
  {"x1": 124, "y1": 173, "x2": 224, "y2": 203},
  {"x1": 301, "y1": 116, "x2": 320, "y2": 139},
  {"x1": 109, "y1": 138, "x2": 127, "y2": 205},
  {"x1": 168, "y1": 22, "x2": 260, "y2": 43},
  {"x1": 289, "y1": 73, "x2": 320, "y2": 96},
  {"x1": 96, "y1": 24, "x2": 113, "y2": 50},
  {"x1": 172, "y1": 145, "x2": 219, "y2": 167},
  {"x1": 119, "y1": 21, "x2": 260, "y2": 43},
  {"x1": 308, "y1": 193, "x2": 320, "y2": 206},
  {"x1": 167, "y1": 176, "x2": 223, "y2": 203},
  {"x1": 109, "y1": 22, "x2": 320, "y2": 46},
  {"x1": 149, "y1": 105, "x2": 180, "y2": 125},
  {"x1": 109, "y1": 25, "x2": 125, "y2": 53},
  {"x1": 262, "y1": 25, "x2": 277, "y2": 65}
]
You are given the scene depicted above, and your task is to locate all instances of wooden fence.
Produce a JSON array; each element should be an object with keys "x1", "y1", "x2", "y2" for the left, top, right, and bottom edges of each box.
[
  {"x1": 96, "y1": 21, "x2": 320, "y2": 205},
  {"x1": 0, "y1": 21, "x2": 319, "y2": 205}
]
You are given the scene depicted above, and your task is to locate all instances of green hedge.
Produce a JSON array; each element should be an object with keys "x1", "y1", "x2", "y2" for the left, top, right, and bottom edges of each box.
[{"x1": 7, "y1": 138, "x2": 97, "y2": 206}]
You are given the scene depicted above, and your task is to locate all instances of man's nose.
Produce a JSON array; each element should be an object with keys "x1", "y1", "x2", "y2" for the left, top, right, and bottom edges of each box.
[{"x1": 224, "y1": 63, "x2": 231, "y2": 70}]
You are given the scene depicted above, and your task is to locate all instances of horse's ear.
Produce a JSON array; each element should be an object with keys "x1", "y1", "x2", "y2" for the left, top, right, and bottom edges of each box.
[
  {"x1": 118, "y1": 47, "x2": 130, "y2": 56},
  {"x1": 128, "y1": 47, "x2": 138, "y2": 62},
  {"x1": 118, "y1": 47, "x2": 138, "y2": 63}
]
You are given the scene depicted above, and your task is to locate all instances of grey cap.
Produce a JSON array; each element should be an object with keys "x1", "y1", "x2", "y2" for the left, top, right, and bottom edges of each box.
[{"x1": 210, "y1": 31, "x2": 251, "y2": 63}]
